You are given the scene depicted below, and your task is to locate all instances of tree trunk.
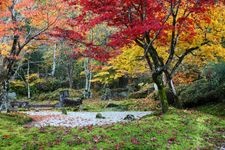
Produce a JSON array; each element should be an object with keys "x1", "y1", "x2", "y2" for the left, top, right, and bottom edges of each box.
[
  {"x1": 158, "y1": 86, "x2": 169, "y2": 113},
  {"x1": 84, "y1": 58, "x2": 92, "y2": 98},
  {"x1": 27, "y1": 59, "x2": 31, "y2": 99},
  {"x1": 152, "y1": 72, "x2": 169, "y2": 113},
  {"x1": 164, "y1": 70, "x2": 182, "y2": 108},
  {"x1": 0, "y1": 80, "x2": 10, "y2": 112},
  {"x1": 67, "y1": 59, "x2": 74, "y2": 89},
  {"x1": 51, "y1": 44, "x2": 57, "y2": 77},
  {"x1": 69, "y1": 77, "x2": 73, "y2": 89},
  {"x1": 168, "y1": 79, "x2": 176, "y2": 95},
  {"x1": 167, "y1": 78, "x2": 182, "y2": 108},
  {"x1": 68, "y1": 66, "x2": 73, "y2": 89}
]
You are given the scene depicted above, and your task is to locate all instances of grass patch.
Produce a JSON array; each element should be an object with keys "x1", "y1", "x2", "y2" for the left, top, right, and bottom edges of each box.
[
  {"x1": 0, "y1": 105, "x2": 225, "y2": 149},
  {"x1": 81, "y1": 98, "x2": 160, "y2": 112},
  {"x1": 0, "y1": 113, "x2": 32, "y2": 125},
  {"x1": 196, "y1": 102, "x2": 225, "y2": 117}
]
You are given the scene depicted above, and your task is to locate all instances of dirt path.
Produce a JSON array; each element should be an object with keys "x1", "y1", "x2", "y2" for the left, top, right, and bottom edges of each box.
[{"x1": 24, "y1": 111, "x2": 152, "y2": 127}]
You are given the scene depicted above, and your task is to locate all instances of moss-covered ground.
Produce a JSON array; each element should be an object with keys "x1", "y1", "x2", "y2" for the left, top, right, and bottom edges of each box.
[{"x1": 0, "y1": 101, "x2": 225, "y2": 149}]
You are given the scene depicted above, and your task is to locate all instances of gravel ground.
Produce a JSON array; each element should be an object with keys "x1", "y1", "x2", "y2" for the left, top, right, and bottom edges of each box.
[{"x1": 24, "y1": 111, "x2": 152, "y2": 127}]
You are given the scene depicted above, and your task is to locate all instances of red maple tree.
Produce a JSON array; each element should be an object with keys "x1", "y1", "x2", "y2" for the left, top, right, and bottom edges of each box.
[{"x1": 66, "y1": 0, "x2": 215, "y2": 113}]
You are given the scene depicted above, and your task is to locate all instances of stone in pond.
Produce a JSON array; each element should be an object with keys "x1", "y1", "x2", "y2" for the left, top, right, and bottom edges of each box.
[
  {"x1": 124, "y1": 114, "x2": 135, "y2": 121},
  {"x1": 96, "y1": 113, "x2": 105, "y2": 119}
]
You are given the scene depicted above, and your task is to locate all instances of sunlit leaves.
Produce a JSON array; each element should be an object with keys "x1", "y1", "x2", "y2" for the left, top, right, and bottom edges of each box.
[
  {"x1": 0, "y1": 0, "x2": 10, "y2": 11},
  {"x1": 92, "y1": 44, "x2": 148, "y2": 84},
  {"x1": 110, "y1": 44, "x2": 148, "y2": 77}
]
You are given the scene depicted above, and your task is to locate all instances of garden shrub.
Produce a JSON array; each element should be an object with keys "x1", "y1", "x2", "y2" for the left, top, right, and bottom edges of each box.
[
  {"x1": 31, "y1": 88, "x2": 83, "y2": 101},
  {"x1": 177, "y1": 61, "x2": 225, "y2": 107},
  {"x1": 35, "y1": 77, "x2": 62, "y2": 92},
  {"x1": 10, "y1": 80, "x2": 27, "y2": 95},
  {"x1": 10, "y1": 77, "x2": 65, "y2": 97}
]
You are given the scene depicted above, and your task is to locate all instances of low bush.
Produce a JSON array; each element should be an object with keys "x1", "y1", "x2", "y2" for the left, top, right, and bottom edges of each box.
[
  {"x1": 178, "y1": 79, "x2": 225, "y2": 107},
  {"x1": 10, "y1": 77, "x2": 69, "y2": 97},
  {"x1": 35, "y1": 78, "x2": 62, "y2": 92},
  {"x1": 177, "y1": 61, "x2": 225, "y2": 107},
  {"x1": 31, "y1": 88, "x2": 83, "y2": 101}
]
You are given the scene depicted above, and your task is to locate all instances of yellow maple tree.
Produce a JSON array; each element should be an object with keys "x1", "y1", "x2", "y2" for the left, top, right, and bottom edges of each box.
[{"x1": 92, "y1": 45, "x2": 148, "y2": 85}]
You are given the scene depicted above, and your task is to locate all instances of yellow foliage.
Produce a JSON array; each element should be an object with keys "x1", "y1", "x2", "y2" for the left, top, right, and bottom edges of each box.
[
  {"x1": 0, "y1": 44, "x2": 11, "y2": 57},
  {"x1": 109, "y1": 45, "x2": 148, "y2": 76},
  {"x1": 155, "y1": 3, "x2": 225, "y2": 67},
  {"x1": 184, "y1": 4, "x2": 225, "y2": 65},
  {"x1": 92, "y1": 44, "x2": 148, "y2": 84},
  {"x1": 10, "y1": 80, "x2": 26, "y2": 88},
  {"x1": 92, "y1": 65, "x2": 124, "y2": 85}
]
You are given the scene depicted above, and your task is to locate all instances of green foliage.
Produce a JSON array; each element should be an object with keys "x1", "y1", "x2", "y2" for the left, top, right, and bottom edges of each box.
[
  {"x1": 10, "y1": 80, "x2": 27, "y2": 95},
  {"x1": 10, "y1": 77, "x2": 70, "y2": 97},
  {"x1": 203, "y1": 61, "x2": 225, "y2": 86},
  {"x1": 178, "y1": 80, "x2": 213, "y2": 107},
  {"x1": 35, "y1": 77, "x2": 62, "y2": 92},
  {"x1": 178, "y1": 80, "x2": 225, "y2": 107},
  {"x1": 61, "y1": 108, "x2": 67, "y2": 115},
  {"x1": 31, "y1": 88, "x2": 83, "y2": 101},
  {"x1": 129, "y1": 83, "x2": 154, "y2": 99},
  {"x1": 178, "y1": 61, "x2": 225, "y2": 107}
]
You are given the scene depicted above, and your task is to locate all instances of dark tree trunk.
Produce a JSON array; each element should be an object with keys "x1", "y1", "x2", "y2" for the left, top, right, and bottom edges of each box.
[
  {"x1": 0, "y1": 80, "x2": 10, "y2": 112},
  {"x1": 152, "y1": 72, "x2": 168, "y2": 113},
  {"x1": 164, "y1": 71, "x2": 182, "y2": 108}
]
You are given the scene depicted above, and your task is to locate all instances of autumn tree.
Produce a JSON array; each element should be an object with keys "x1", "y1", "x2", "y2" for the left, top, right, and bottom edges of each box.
[
  {"x1": 71, "y1": 0, "x2": 217, "y2": 113},
  {"x1": 52, "y1": 18, "x2": 113, "y2": 98},
  {"x1": 92, "y1": 44, "x2": 148, "y2": 87},
  {"x1": 0, "y1": 0, "x2": 66, "y2": 111}
]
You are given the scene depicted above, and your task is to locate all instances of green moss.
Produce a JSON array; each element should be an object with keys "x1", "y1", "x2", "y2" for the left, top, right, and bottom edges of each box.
[
  {"x1": 0, "y1": 105, "x2": 225, "y2": 149},
  {"x1": 81, "y1": 99, "x2": 159, "y2": 112},
  {"x1": 196, "y1": 102, "x2": 225, "y2": 117},
  {"x1": 0, "y1": 113, "x2": 32, "y2": 125},
  {"x1": 158, "y1": 88, "x2": 169, "y2": 113}
]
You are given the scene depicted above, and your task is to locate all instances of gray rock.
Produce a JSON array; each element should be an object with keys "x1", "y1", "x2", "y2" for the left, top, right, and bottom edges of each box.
[
  {"x1": 8, "y1": 92, "x2": 17, "y2": 100},
  {"x1": 124, "y1": 114, "x2": 135, "y2": 121},
  {"x1": 96, "y1": 113, "x2": 105, "y2": 119},
  {"x1": 118, "y1": 91, "x2": 128, "y2": 98},
  {"x1": 220, "y1": 143, "x2": 225, "y2": 150}
]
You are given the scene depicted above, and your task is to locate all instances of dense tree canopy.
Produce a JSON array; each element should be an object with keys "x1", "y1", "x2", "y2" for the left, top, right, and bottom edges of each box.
[
  {"x1": 68, "y1": 0, "x2": 218, "y2": 112},
  {"x1": 0, "y1": 0, "x2": 225, "y2": 113}
]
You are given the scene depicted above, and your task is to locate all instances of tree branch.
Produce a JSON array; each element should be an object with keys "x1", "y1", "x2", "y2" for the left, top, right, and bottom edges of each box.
[{"x1": 170, "y1": 40, "x2": 210, "y2": 76}]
